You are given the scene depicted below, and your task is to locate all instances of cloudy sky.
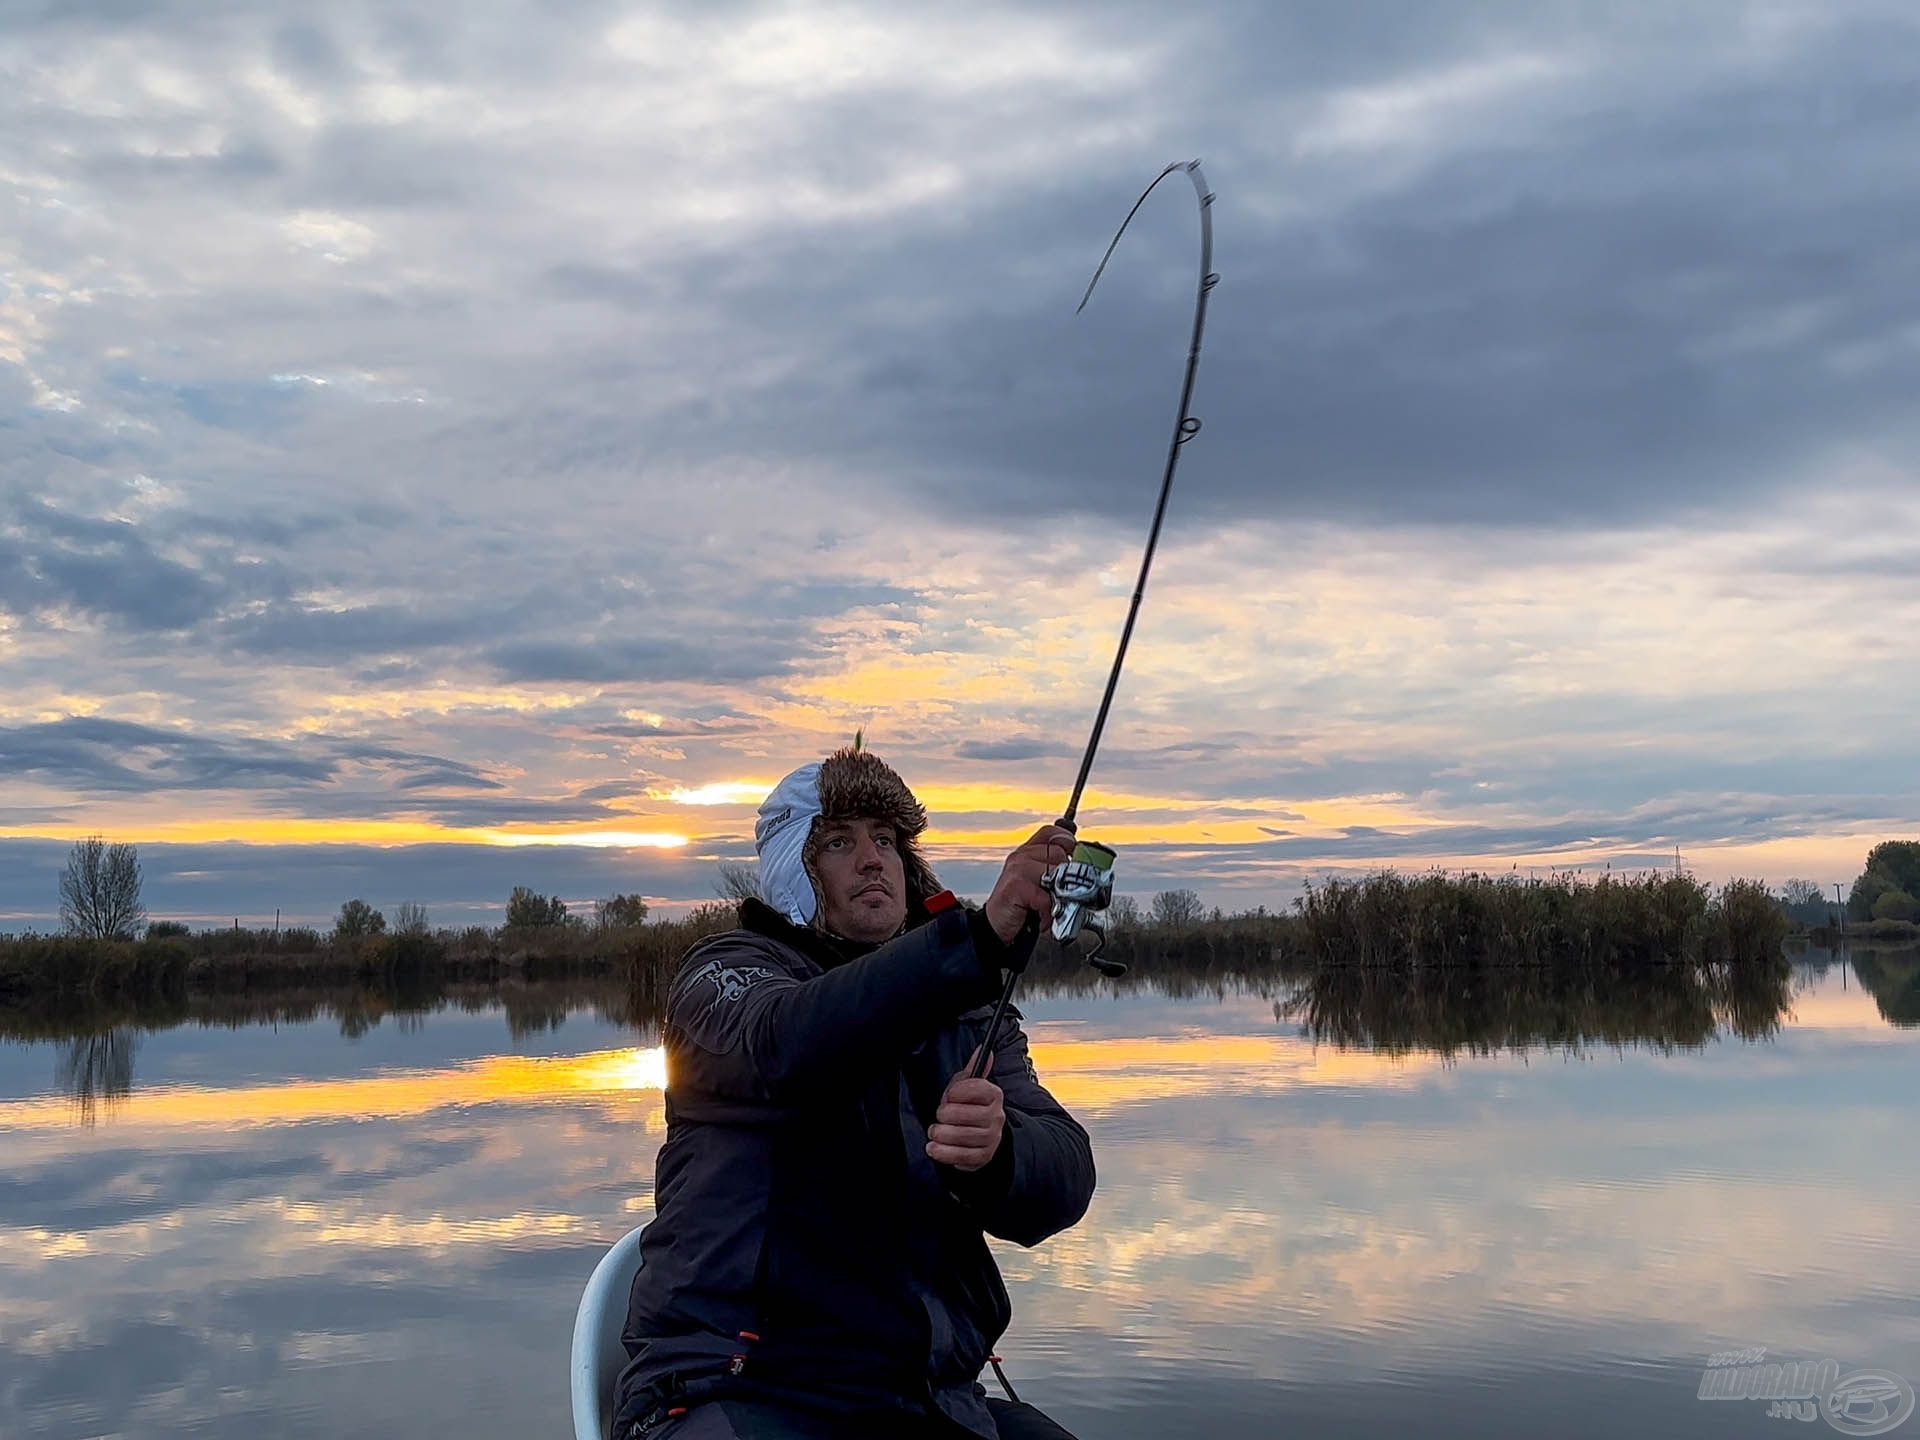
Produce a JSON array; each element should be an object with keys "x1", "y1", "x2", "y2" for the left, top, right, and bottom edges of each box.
[{"x1": 3, "y1": 0, "x2": 1917, "y2": 928}]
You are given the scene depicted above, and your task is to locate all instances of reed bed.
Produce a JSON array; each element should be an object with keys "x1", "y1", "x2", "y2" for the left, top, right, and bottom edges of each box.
[{"x1": 1288, "y1": 870, "x2": 1787, "y2": 968}]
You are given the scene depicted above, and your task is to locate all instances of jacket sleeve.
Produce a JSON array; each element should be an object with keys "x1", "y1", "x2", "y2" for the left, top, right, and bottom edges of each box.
[
  {"x1": 667, "y1": 906, "x2": 1000, "y2": 1104},
  {"x1": 944, "y1": 1010, "x2": 1095, "y2": 1247}
]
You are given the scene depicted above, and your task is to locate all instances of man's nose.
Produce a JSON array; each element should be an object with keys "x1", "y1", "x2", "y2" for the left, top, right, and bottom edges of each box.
[{"x1": 854, "y1": 837, "x2": 885, "y2": 870}]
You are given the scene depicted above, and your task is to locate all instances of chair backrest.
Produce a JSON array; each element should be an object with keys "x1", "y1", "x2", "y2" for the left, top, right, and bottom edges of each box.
[{"x1": 571, "y1": 1223, "x2": 648, "y2": 1440}]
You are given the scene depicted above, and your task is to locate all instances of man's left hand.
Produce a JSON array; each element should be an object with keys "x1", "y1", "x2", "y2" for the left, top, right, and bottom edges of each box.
[{"x1": 927, "y1": 1049, "x2": 1005, "y2": 1171}]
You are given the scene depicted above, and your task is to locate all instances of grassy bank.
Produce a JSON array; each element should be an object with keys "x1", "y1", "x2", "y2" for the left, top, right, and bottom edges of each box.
[{"x1": 1809, "y1": 917, "x2": 1920, "y2": 947}]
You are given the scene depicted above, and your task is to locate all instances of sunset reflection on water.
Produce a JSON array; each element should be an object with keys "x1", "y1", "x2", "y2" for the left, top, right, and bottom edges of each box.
[{"x1": 1, "y1": 957, "x2": 1915, "y2": 1440}]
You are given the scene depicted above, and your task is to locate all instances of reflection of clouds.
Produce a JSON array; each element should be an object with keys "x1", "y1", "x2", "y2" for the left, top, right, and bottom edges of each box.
[
  {"x1": 0, "y1": 1045, "x2": 669, "y2": 1132},
  {"x1": 1025, "y1": 1028, "x2": 1439, "y2": 1115},
  {"x1": 1001, "y1": 983, "x2": 1920, "y2": 1393},
  {"x1": 267, "y1": 1198, "x2": 621, "y2": 1254},
  {"x1": 0, "y1": 1091, "x2": 658, "y2": 1437},
  {"x1": 2, "y1": 971, "x2": 1916, "y2": 1438}
]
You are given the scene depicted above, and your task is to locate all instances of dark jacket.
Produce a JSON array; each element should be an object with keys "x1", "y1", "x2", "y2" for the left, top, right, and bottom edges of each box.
[{"x1": 615, "y1": 896, "x2": 1095, "y2": 1437}]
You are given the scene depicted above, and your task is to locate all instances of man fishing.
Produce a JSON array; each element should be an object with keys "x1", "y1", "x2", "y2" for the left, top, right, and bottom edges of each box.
[{"x1": 615, "y1": 745, "x2": 1094, "y2": 1440}]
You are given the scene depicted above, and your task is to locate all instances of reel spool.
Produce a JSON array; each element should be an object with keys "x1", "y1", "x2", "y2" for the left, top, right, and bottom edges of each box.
[{"x1": 1042, "y1": 839, "x2": 1128, "y2": 977}]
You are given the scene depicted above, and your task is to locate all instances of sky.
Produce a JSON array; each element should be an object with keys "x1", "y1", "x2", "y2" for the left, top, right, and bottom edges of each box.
[{"x1": 2, "y1": 0, "x2": 1917, "y2": 929}]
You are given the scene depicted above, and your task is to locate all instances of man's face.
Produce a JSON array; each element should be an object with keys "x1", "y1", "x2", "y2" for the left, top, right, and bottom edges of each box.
[{"x1": 813, "y1": 816, "x2": 908, "y2": 943}]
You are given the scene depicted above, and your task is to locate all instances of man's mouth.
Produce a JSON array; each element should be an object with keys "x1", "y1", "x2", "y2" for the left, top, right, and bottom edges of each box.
[{"x1": 856, "y1": 884, "x2": 891, "y2": 900}]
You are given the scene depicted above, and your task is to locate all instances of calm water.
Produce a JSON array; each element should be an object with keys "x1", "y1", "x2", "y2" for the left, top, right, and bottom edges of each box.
[{"x1": 2, "y1": 952, "x2": 1916, "y2": 1439}]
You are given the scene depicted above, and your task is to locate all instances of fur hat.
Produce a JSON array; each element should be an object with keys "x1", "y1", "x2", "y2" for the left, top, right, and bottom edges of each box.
[{"x1": 755, "y1": 746, "x2": 940, "y2": 928}]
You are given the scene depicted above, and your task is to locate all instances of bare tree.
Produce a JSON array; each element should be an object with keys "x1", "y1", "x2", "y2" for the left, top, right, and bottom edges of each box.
[
  {"x1": 1781, "y1": 879, "x2": 1822, "y2": 907},
  {"x1": 1149, "y1": 888, "x2": 1204, "y2": 930},
  {"x1": 715, "y1": 862, "x2": 763, "y2": 903},
  {"x1": 1107, "y1": 894, "x2": 1142, "y2": 930},
  {"x1": 59, "y1": 837, "x2": 147, "y2": 940},
  {"x1": 393, "y1": 902, "x2": 430, "y2": 935}
]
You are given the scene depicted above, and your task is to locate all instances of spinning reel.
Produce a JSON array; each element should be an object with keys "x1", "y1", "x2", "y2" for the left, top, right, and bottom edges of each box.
[{"x1": 1042, "y1": 839, "x2": 1128, "y2": 978}]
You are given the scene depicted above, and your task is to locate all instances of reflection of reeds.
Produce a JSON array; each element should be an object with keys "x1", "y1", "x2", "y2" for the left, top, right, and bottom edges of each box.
[
  {"x1": 7, "y1": 952, "x2": 1810, "y2": 1103},
  {"x1": 1270, "y1": 956, "x2": 1795, "y2": 1058}
]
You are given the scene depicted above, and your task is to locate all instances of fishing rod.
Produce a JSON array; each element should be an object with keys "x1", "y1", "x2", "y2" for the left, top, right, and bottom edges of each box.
[{"x1": 969, "y1": 159, "x2": 1217, "y2": 1082}]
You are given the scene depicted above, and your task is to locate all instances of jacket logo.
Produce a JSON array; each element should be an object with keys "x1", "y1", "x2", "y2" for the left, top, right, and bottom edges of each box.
[{"x1": 692, "y1": 958, "x2": 776, "y2": 1003}]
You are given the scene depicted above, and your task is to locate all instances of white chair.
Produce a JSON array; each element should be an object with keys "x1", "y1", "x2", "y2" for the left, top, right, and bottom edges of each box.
[{"x1": 571, "y1": 1223, "x2": 648, "y2": 1440}]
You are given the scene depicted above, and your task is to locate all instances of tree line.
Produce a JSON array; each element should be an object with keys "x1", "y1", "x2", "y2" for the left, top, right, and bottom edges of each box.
[
  {"x1": 48, "y1": 837, "x2": 656, "y2": 944},
  {"x1": 42, "y1": 834, "x2": 1919, "y2": 950}
]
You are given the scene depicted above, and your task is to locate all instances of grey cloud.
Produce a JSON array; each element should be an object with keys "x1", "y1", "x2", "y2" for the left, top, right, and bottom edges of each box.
[
  {"x1": 955, "y1": 736, "x2": 1078, "y2": 761},
  {"x1": 0, "y1": 719, "x2": 510, "y2": 799},
  {"x1": 580, "y1": 710, "x2": 760, "y2": 740},
  {"x1": 216, "y1": 602, "x2": 501, "y2": 662},
  {"x1": 269, "y1": 19, "x2": 351, "y2": 82},
  {"x1": 1203, "y1": 795, "x2": 1873, "y2": 866},
  {"x1": 404, "y1": 794, "x2": 623, "y2": 827},
  {"x1": 393, "y1": 768, "x2": 506, "y2": 792},
  {"x1": 572, "y1": 780, "x2": 653, "y2": 802},
  {"x1": 0, "y1": 502, "x2": 228, "y2": 631},
  {"x1": 0, "y1": 718, "x2": 335, "y2": 792},
  {"x1": 82, "y1": 136, "x2": 283, "y2": 190},
  {"x1": 468, "y1": 3, "x2": 1920, "y2": 529}
]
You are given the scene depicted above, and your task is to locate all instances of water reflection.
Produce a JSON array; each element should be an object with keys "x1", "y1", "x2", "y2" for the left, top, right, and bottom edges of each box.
[
  {"x1": 1274, "y1": 958, "x2": 1797, "y2": 1056},
  {"x1": 1848, "y1": 946, "x2": 1920, "y2": 1026},
  {"x1": 55, "y1": 1028, "x2": 139, "y2": 1125},
  {"x1": 0, "y1": 963, "x2": 1914, "y2": 1440},
  {"x1": 0, "y1": 1042, "x2": 670, "y2": 1133},
  {"x1": 0, "y1": 979, "x2": 649, "y2": 1109},
  {"x1": 3, "y1": 952, "x2": 1820, "y2": 1112}
]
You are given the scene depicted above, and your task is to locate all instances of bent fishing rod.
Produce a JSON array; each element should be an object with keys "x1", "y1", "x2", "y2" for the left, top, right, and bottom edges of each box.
[{"x1": 969, "y1": 159, "x2": 1217, "y2": 1081}]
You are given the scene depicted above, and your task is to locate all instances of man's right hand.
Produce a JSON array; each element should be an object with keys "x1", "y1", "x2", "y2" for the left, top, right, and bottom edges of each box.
[{"x1": 984, "y1": 825, "x2": 1075, "y2": 945}]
